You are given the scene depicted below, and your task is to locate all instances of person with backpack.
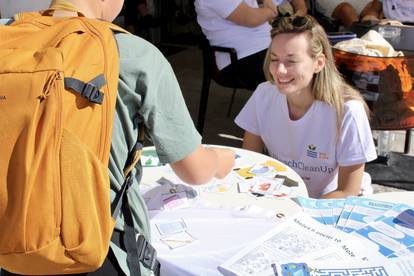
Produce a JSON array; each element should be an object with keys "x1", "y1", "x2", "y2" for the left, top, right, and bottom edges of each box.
[
  {"x1": 235, "y1": 15, "x2": 377, "y2": 199},
  {"x1": 0, "y1": 0, "x2": 235, "y2": 275}
]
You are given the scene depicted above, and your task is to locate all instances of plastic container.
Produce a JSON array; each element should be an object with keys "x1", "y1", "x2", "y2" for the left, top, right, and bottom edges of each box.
[
  {"x1": 378, "y1": 25, "x2": 401, "y2": 39},
  {"x1": 377, "y1": 130, "x2": 395, "y2": 157}
]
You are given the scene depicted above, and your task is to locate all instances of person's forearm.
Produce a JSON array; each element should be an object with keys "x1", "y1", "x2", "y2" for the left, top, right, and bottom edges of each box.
[
  {"x1": 360, "y1": 0, "x2": 383, "y2": 21},
  {"x1": 291, "y1": 0, "x2": 307, "y2": 16},
  {"x1": 294, "y1": 8, "x2": 307, "y2": 17},
  {"x1": 242, "y1": 131, "x2": 264, "y2": 153},
  {"x1": 326, "y1": 164, "x2": 365, "y2": 198},
  {"x1": 321, "y1": 189, "x2": 358, "y2": 199},
  {"x1": 170, "y1": 145, "x2": 234, "y2": 185},
  {"x1": 227, "y1": 2, "x2": 277, "y2": 28},
  {"x1": 171, "y1": 146, "x2": 219, "y2": 184},
  {"x1": 210, "y1": 147, "x2": 236, "y2": 178},
  {"x1": 245, "y1": 7, "x2": 277, "y2": 27}
]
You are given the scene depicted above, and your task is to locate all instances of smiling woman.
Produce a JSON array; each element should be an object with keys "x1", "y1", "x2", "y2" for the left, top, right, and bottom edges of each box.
[
  {"x1": 0, "y1": 0, "x2": 235, "y2": 275},
  {"x1": 235, "y1": 15, "x2": 377, "y2": 199},
  {"x1": 267, "y1": 32, "x2": 323, "y2": 120}
]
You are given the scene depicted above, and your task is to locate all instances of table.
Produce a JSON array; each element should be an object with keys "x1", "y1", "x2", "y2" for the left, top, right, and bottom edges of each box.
[
  {"x1": 368, "y1": 191, "x2": 414, "y2": 205},
  {"x1": 141, "y1": 146, "x2": 308, "y2": 208},
  {"x1": 140, "y1": 145, "x2": 307, "y2": 276}
]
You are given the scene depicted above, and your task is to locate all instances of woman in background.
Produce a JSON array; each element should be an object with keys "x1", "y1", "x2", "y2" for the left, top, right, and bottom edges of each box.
[{"x1": 194, "y1": 0, "x2": 307, "y2": 90}]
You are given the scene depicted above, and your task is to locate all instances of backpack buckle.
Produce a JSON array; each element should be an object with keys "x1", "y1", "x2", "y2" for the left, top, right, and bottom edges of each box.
[
  {"x1": 64, "y1": 75, "x2": 106, "y2": 104},
  {"x1": 81, "y1": 83, "x2": 104, "y2": 104},
  {"x1": 137, "y1": 234, "x2": 160, "y2": 273}
]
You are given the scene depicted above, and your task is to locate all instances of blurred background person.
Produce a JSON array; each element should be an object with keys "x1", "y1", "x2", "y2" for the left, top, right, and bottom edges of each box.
[
  {"x1": 194, "y1": 0, "x2": 307, "y2": 91},
  {"x1": 360, "y1": 0, "x2": 414, "y2": 24},
  {"x1": 311, "y1": 0, "x2": 372, "y2": 28},
  {"x1": 0, "y1": 0, "x2": 50, "y2": 18},
  {"x1": 124, "y1": 0, "x2": 159, "y2": 38}
]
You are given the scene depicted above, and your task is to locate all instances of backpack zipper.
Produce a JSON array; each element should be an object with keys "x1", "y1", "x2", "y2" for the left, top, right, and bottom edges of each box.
[
  {"x1": 40, "y1": 71, "x2": 63, "y2": 101},
  {"x1": 55, "y1": 70, "x2": 63, "y2": 230}
]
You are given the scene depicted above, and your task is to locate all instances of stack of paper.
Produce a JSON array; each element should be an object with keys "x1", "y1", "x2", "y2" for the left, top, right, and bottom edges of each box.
[
  {"x1": 232, "y1": 161, "x2": 299, "y2": 198},
  {"x1": 219, "y1": 197, "x2": 414, "y2": 276}
]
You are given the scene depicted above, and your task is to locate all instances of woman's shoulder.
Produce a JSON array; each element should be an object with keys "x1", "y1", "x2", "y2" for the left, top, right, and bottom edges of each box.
[
  {"x1": 251, "y1": 81, "x2": 281, "y2": 102},
  {"x1": 340, "y1": 83, "x2": 369, "y2": 116},
  {"x1": 342, "y1": 99, "x2": 371, "y2": 128},
  {"x1": 255, "y1": 81, "x2": 280, "y2": 94},
  {"x1": 344, "y1": 99, "x2": 367, "y2": 115}
]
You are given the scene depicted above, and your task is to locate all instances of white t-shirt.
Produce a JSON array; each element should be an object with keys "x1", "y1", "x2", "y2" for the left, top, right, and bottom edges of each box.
[
  {"x1": 381, "y1": 0, "x2": 414, "y2": 22},
  {"x1": 235, "y1": 82, "x2": 377, "y2": 198},
  {"x1": 194, "y1": 0, "x2": 285, "y2": 70}
]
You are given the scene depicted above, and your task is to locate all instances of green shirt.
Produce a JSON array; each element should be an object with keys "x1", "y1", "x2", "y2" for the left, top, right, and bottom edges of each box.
[{"x1": 109, "y1": 33, "x2": 201, "y2": 275}]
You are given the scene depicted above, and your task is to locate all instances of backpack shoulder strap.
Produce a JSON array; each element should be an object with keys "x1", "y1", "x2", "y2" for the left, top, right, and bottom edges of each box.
[
  {"x1": 13, "y1": 10, "x2": 128, "y2": 34},
  {"x1": 111, "y1": 123, "x2": 145, "y2": 219},
  {"x1": 123, "y1": 125, "x2": 145, "y2": 178},
  {"x1": 110, "y1": 124, "x2": 161, "y2": 276},
  {"x1": 109, "y1": 23, "x2": 129, "y2": 34}
]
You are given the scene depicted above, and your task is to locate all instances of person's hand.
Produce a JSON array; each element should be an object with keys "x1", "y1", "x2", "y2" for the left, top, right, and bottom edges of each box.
[
  {"x1": 361, "y1": 14, "x2": 380, "y2": 22},
  {"x1": 262, "y1": 0, "x2": 278, "y2": 17},
  {"x1": 379, "y1": 19, "x2": 403, "y2": 26},
  {"x1": 210, "y1": 147, "x2": 235, "y2": 179},
  {"x1": 170, "y1": 145, "x2": 235, "y2": 185}
]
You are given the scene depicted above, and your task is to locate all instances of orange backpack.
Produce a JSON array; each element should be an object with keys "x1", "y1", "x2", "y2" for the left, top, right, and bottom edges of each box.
[{"x1": 0, "y1": 12, "x2": 133, "y2": 274}]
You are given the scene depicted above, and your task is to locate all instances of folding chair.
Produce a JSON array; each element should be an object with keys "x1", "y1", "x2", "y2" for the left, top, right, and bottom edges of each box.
[{"x1": 196, "y1": 37, "x2": 251, "y2": 135}]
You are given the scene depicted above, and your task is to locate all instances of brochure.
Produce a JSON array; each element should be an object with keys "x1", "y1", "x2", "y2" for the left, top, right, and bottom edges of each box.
[
  {"x1": 294, "y1": 197, "x2": 345, "y2": 226},
  {"x1": 218, "y1": 212, "x2": 349, "y2": 276},
  {"x1": 296, "y1": 196, "x2": 396, "y2": 233},
  {"x1": 272, "y1": 255, "x2": 414, "y2": 276},
  {"x1": 219, "y1": 198, "x2": 414, "y2": 275},
  {"x1": 339, "y1": 197, "x2": 395, "y2": 233},
  {"x1": 353, "y1": 208, "x2": 414, "y2": 258}
]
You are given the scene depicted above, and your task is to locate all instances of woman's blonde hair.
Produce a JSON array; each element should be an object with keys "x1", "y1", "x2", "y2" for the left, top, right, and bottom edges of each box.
[{"x1": 263, "y1": 15, "x2": 369, "y2": 132}]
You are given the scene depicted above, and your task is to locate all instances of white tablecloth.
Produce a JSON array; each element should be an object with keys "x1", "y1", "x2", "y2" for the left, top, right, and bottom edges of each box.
[{"x1": 140, "y1": 145, "x2": 307, "y2": 275}]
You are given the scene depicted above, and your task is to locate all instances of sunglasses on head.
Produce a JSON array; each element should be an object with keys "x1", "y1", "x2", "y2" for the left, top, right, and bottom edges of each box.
[{"x1": 272, "y1": 15, "x2": 311, "y2": 29}]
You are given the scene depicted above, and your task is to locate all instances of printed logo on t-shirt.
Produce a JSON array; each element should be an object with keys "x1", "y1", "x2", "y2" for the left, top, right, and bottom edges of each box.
[
  {"x1": 306, "y1": 144, "x2": 317, "y2": 158},
  {"x1": 279, "y1": 158, "x2": 335, "y2": 175},
  {"x1": 306, "y1": 144, "x2": 329, "y2": 160}
]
